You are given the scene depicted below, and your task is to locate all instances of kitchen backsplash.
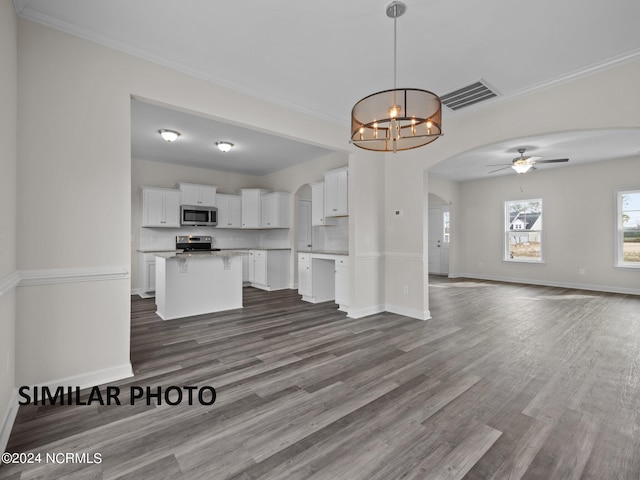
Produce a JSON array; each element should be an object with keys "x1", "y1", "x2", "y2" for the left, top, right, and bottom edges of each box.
[
  {"x1": 138, "y1": 226, "x2": 290, "y2": 251},
  {"x1": 312, "y1": 217, "x2": 348, "y2": 252}
]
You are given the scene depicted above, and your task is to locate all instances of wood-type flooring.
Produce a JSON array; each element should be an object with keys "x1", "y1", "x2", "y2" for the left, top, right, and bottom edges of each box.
[{"x1": 3, "y1": 277, "x2": 640, "y2": 479}]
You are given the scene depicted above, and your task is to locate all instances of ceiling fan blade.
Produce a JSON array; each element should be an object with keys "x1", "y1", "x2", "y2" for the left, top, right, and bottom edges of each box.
[
  {"x1": 486, "y1": 163, "x2": 512, "y2": 167},
  {"x1": 534, "y1": 158, "x2": 569, "y2": 164},
  {"x1": 488, "y1": 166, "x2": 512, "y2": 174}
]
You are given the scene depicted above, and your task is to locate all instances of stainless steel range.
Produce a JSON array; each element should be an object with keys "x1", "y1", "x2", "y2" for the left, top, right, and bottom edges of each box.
[{"x1": 175, "y1": 235, "x2": 220, "y2": 252}]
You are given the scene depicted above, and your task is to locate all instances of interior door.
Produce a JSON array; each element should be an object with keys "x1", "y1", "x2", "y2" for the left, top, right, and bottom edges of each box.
[
  {"x1": 428, "y1": 207, "x2": 442, "y2": 274},
  {"x1": 428, "y1": 206, "x2": 450, "y2": 275},
  {"x1": 297, "y1": 200, "x2": 312, "y2": 251}
]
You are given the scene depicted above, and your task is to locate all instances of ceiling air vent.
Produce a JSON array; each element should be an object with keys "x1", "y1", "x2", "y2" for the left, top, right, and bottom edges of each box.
[{"x1": 440, "y1": 80, "x2": 498, "y2": 111}]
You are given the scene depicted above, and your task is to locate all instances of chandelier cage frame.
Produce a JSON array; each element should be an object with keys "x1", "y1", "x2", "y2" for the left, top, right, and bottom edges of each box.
[{"x1": 350, "y1": 1, "x2": 443, "y2": 153}]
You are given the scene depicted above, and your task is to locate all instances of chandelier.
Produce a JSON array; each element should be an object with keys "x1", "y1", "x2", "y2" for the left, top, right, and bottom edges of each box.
[{"x1": 350, "y1": 1, "x2": 442, "y2": 153}]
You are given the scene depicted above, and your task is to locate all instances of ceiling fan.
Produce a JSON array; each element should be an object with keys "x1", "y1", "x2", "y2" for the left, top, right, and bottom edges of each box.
[{"x1": 487, "y1": 148, "x2": 569, "y2": 174}]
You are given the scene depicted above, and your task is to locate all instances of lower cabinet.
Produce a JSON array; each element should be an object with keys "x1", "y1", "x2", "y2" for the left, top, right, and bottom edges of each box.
[
  {"x1": 334, "y1": 257, "x2": 349, "y2": 310},
  {"x1": 138, "y1": 253, "x2": 157, "y2": 298},
  {"x1": 249, "y1": 249, "x2": 290, "y2": 291},
  {"x1": 298, "y1": 253, "x2": 311, "y2": 298},
  {"x1": 298, "y1": 253, "x2": 349, "y2": 311}
]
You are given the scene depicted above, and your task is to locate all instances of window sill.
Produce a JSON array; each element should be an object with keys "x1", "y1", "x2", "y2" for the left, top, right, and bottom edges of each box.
[
  {"x1": 503, "y1": 259, "x2": 546, "y2": 265},
  {"x1": 614, "y1": 264, "x2": 640, "y2": 270}
]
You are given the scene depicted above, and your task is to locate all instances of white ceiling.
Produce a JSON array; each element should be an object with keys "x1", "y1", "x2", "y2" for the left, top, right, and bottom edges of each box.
[
  {"x1": 429, "y1": 129, "x2": 640, "y2": 182},
  {"x1": 131, "y1": 99, "x2": 334, "y2": 175},
  {"x1": 14, "y1": 0, "x2": 640, "y2": 179}
]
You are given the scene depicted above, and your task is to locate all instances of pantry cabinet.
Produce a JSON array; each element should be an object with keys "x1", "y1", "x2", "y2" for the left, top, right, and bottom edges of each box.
[
  {"x1": 324, "y1": 167, "x2": 348, "y2": 217},
  {"x1": 177, "y1": 182, "x2": 217, "y2": 207},
  {"x1": 141, "y1": 187, "x2": 180, "y2": 228}
]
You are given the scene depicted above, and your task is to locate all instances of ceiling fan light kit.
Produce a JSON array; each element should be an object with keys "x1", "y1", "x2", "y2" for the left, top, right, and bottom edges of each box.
[
  {"x1": 487, "y1": 148, "x2": 569, "y2": 175},
  {"x1": 350, "y1": 1, "x2": 442, "y2": 153}
]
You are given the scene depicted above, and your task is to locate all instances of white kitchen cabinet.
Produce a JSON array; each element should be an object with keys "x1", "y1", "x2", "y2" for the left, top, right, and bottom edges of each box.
[
  {"x1": 249, "y1": 249, "x2": 290, "y2": 291},
  {"x1": 298, "y1": 253, "x2": 349, "y2": 312},
  {"x1": 241, "y1": 189, "x2": 270, "y2": 229},
  {"x1": 334, "y1": 256, "x2": 349, "y2": 310},
  {"x1": 242, "y1": 252, "x2": 251, "y2": 284},
  {"x1": 177, "y1": 182, "x2": 217, "y2": 207},
  {"x1": 298, "y1": 253, "x2": 311, "y2": 298},
  {"x1": 216, "y1": 193, "x2": 242, "y2": 228},
  {"x1": 261, "y1": 192, "x2": 290, "y2": 228},
  {"x1": 253, "y1": 250, "x2": 267, "y2": 285},
  {"x1": 324, "y1": 167, "x2": 348, "y2": 217},
  {"x1": 141, "y1": 187, "x2": 180, "y2": 228},
  {"x1": 138, "y1": 252, "x2": 157, "y2": 297},
  {"x1": 310, "y1": 182, "x2": 334, "y2": 226}
]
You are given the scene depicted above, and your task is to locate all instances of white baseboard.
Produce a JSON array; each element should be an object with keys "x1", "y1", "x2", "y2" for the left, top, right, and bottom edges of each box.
[
  {"x1": 35, "y1": 363, "x2": 134, "y2": 392},
  {"x1": 347, "y1": 304, "x2": 385, "y2": 319},
  {"x1": 451, "y1": 273, "x2": 640, "y2": 296},
  {"x1": 385, "y1": 304, "x2": 432, "y2": 321},
  {"x1": 0, "y1": 388, "x2": 18, "y2": 453}
]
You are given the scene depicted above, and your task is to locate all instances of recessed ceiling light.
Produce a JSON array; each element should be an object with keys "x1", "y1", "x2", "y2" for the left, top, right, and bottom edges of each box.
[
  {"x1": 216, "y1": 141, "x2": 234, "y2": 153},
  {"x1": 159, "y1": 129, "x2": 180, "y2": 142}
]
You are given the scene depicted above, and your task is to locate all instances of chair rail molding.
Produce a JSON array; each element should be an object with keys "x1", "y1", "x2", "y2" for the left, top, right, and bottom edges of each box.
[
  {"x1": 0, "y1": 271, "x2": 20, "y2": 298},
  {"x1": 19, "y1": 267, "x2": 130, "y2": 287}
]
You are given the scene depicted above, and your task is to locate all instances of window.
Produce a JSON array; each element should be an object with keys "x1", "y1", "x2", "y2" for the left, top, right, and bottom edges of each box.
[
  {"x1": 618, "y1": 190, "x2": 640, "y2": 267},
  {"x1": 505, "y1": 199, "x2": 543, "y2": 262}
]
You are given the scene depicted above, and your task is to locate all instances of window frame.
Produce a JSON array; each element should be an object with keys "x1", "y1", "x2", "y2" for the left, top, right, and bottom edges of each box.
[
  {"x1": 504, "y1": 198, "x2": 544, "y2": 263},
  {"x1": 616, "y1": 189, "x2": 640, "y2": 268}
]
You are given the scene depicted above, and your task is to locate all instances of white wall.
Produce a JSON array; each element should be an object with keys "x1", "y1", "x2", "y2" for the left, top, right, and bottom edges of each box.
[
  {"x1": 382, "y1": 59, "x2": 640, "y2": 319},
  {"x1": 454, "y1": 156, "x2": 640, "y2": 293},
  {"x1": 13, "y1": 11, "x2": 640, "y2": 403},
  {"x1": 0, "y1": 0, "x2": 18, "y2": 451},
  {"x1": 15, "y1": 17, "x2": 377, "y2": 390}
]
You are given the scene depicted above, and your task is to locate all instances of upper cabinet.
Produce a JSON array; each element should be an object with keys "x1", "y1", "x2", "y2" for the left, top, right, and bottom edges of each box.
[
  {"x1": 261, "y1": 192, "x2": 290, "y2": 228},
  {"x1": 241, "y1": 189, "x2": 290, "y2": 229},
  {"x1": 241, "y1": 189, "x2": 270, "y2": 229},
  {"x1": 310, "y1": 182, "x2": 336, "y2": 226},
  {"x1": 141, "y1": 187, "x2": 180, "y2": 228},
  {"x1": 177, "y1": 182, "x2": 217, "y2": 207},
  {"x1": 216, "y1": 193, "x2": 242, "y2": 229},
  {"x1": 324, "y1": 167, "x2": 348, "y2": 217}
]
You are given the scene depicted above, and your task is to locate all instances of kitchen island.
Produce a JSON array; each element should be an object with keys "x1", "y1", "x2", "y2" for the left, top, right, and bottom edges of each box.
[{"x1": 154, "y1": 250, "x2": 248, "y2": 320}]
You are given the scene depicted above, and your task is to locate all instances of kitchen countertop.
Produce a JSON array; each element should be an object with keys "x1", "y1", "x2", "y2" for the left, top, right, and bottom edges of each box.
[
  {"x1": 305, "y1": 250, "x2": 348, "y2": 255},
  {"x1": 139, "y1": 247, "x2": 292, "y2": 253},
  {"x1": 155, "y1": 250, "x2": 250, "y2": 259},
  {"x1": 137, "y1": 248, "x2": 178, "y2": 253}
]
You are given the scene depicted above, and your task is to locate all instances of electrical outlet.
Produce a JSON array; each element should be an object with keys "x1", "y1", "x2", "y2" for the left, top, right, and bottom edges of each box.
[
  {"x1": 579, "y1": 268, "x2": 586, "y2": 275},
  {"x1": 403, "y1": 285, "x2": 409, "y2": 295},
  {"x1": 478, "y1": 262, "x2": 483, "y2": 268}
]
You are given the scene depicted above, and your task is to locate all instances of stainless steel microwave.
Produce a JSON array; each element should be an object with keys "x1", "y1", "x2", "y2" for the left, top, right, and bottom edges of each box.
[{"x1": 180, "y1": 205, "x2": 217, "y2": 226}]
